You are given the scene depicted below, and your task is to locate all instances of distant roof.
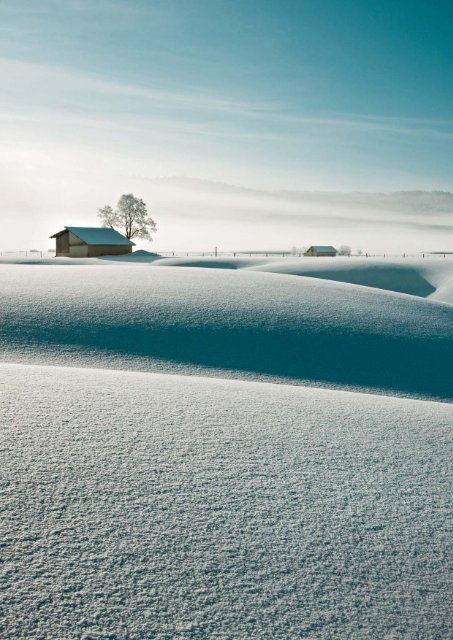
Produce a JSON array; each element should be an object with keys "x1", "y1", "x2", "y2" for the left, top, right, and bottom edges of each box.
[
  {"x1": 307, "y1": 246, "x2": 337, "y2": 252},
  {"x1": 51, "y1": 227, "x2": 135, "y2": 246}
]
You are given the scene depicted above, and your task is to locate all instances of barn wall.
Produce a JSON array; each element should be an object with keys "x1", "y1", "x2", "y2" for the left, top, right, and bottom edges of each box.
[
  {"x1": 305, "y1": 249, "x2": 336, "y2": 257},
  {"x1": 69, "y1": 245, "x2": 89, "y2": 257},
  {"x1": 68, "y1": 231, "x2": 85, "y2": 246},
  {"x1": 87, "y1": 245, "x2": 132, "y2": 257},
  {"x1": 55, "y1": 230, "x2": 71, "y2": 257}
]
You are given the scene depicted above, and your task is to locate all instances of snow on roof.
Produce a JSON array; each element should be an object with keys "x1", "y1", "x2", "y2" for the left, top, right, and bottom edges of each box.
[
  {"x1": 308, "y1": 246, "x2": 337, "y2": 252},
  {"x1": 51, "y1": 227, "x2": 135, "y2": 246}
]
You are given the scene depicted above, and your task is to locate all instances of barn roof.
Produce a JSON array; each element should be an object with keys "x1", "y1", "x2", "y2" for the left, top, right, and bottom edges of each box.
[
  {"x1": 308, "y1": 245, "x2": 337, "y2": 252},
  {"x1": 51, "y1": 227, "x2": 135, "y2": 246}
]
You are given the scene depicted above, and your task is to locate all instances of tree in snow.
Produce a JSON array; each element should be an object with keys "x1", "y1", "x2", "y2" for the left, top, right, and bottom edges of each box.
[
  {"x1": 97, "y1": 194, "x2": 157, "y2": 241},
  {"x1": 97, "y1": 205, "x2": 116, "y2": 229},
  {"x1": 338, "y1": 245, "x2": 352, "y2": 256}
]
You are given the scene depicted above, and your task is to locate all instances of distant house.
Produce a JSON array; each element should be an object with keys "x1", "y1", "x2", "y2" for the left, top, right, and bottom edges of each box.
[
  {"x1": 51, "y1": 227, "x2": 135, "y2": 258},
  {"x1": 304, "y1": 245, "x2": 338, "y2": 257}
]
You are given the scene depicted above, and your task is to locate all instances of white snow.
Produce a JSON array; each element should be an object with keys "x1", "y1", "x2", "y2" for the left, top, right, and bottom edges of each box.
[
  {"x1": 3, "y1": 255, "x2": 452, "y2": 302},
  {"x1": 0, "y1": 249, "x2": 160, "y2": 266},
  {"x1": 249, "y1": 257, "x2": 453, "y2": 302},
  {"x1": 1, "y1": 260, "x2": 452, "y2": 638},
  {"x1": 2, "y1": 362, "x2": 452, "y2": 639},
  {"x1": 0, "y1": 264, "x2": 452, "y2": 400},
  {"x1": 153, "y1": 256, "x2": 272, "y2": 270},
  {"x1": 152, "y1": 256, "x2": 453, "y2": 303}
]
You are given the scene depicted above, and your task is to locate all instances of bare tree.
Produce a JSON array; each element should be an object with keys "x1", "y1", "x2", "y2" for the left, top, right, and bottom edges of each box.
[
  {"x1": 97, "y1": 205, "x2": 116, "y2": 229},
  {"x1": 97, "y1": 194, "x2": 157, "y2": 241},
  {"x1": 338, "y1": 245, "x2": 352, "y2": 256}
]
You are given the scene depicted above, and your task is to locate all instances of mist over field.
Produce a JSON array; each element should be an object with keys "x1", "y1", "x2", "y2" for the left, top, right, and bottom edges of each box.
[{"x1": 1, "y1": 175, "x2": 452, "y2": 253}]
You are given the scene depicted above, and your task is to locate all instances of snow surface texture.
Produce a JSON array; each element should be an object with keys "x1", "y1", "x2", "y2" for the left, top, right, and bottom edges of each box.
[
  {"x1": 153, "y1": 256, "x2": 453, "y2": 303},
  {"x1": 2, "y1": 255, "x2": 452, "y2": 303},
  {"x1": 0, "y1": 264, "x2": 452, "y2": 400},
  {"x1": 249, "y1": 258, "x2": 453, "y2": 303},
  {"x1": 2, "y1": 363, "x2": 452, "y2": 639},
  {"x1": 0, "y1": 250, "x2": 160, "y2": 266},
  {"x1": 1, "y1": 261, "x2": 452, "y2": 638}
]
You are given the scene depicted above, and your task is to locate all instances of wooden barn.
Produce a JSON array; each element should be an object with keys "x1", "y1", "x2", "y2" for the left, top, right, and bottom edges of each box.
[
  {"x1": 304, "y1": 245, "x2": 338, "y2": 257},
  {"x1": 51, "y1": 227, "x2": 135, "y2": 258}
]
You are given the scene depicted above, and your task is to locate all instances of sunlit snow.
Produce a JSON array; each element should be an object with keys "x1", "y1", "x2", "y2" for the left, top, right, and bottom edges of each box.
[
  {"x1": 0, "y1": 263, "x2": 452, "y2": 399},
  {"x1": 2, "y1": 363, "x2": 452, "y2": 639},
  {"x1": 1, "y1": 259, "x2": 452, "y2": 638}
]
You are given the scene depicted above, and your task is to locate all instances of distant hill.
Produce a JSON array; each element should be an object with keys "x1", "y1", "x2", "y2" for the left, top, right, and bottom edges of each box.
[{"x1": 143, "y1": 176, "x2": 453, "y2": 234}]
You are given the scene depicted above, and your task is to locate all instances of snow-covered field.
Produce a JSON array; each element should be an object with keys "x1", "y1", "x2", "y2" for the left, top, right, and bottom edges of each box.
[
  {"x1": 1, "y1": 261, "x2": 453, "y2": 399},
  {"x1": 1, "y1": 258, "x2": 452, "y2": 638}
]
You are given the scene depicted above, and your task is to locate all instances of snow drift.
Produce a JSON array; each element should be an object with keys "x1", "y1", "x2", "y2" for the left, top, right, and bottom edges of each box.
[
  {"x1": 249, "y1": 257, "x2": 453, "y2": 303},
  {"x1": 1, "y1": 264, "x2": 452, "y2": 400},
  {"x1": 152, "y1": 256, "x2": 453, "y2": 303},
  {"x1": 2, "y1": 258, "x2": 452, "y2": 638},
  {"x1": 3, "y1": 255, "x2": 453, "y2": 302},
  {"x1": 2, "y1": 362, "x2": 452, "y2": 639}
]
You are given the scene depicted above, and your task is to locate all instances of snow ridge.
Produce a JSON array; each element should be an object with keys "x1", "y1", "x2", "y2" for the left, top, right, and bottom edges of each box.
[{"x1": 0, "y1": 264, "x2": 452, "y2": 400}]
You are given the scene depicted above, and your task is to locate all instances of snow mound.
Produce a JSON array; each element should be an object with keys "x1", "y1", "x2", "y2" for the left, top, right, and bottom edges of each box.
[
  {"x1": 249, "y1": 259, "x2": 441, "y2": 297},
  {"x1": 153, "y1": 256, "x2": 271, "y2": 269},
  {"x1": 151, "y1": 257, "x2": 453, "y2": 303},
  {"x1": 431, "y1": 280, "x2": 453, "y2": 304},
  {"x1": 246, "y1": 257, "x2": 453, "y2": 303},
  {"x1": 0, "y1": 250, "x2": 161, "y2": 266},
  {"x1": 3, "y1": 256, "x2": 452, "y2": 303},
  {"x1": 1, "y1": 265, "x2": 452, "y2": 400},
  {"x1": 98, "y1": 249, "x2": 160, "y2": 262},
  {"x1": 2, "y1": 363, "x2": 452, "y2": 639}
]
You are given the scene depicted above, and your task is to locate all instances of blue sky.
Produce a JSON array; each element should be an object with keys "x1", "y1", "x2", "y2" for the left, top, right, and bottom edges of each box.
[{"x1": 1, "y1": 0, "x2": 452, "y2": 250}]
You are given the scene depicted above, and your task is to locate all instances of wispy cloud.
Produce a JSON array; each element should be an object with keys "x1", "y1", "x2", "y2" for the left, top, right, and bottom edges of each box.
[
  {"x1": 0, "y1": 57, "x2": 274, "y2": 117},
  {"x1": 2, "y1": 56, "x2": 453, "y2": 143}
]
